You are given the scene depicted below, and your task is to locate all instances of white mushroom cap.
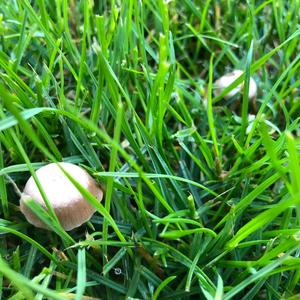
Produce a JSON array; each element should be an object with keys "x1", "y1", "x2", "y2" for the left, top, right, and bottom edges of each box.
[
  {"x1": 20, "y1": 162, "x2": 103, "y2": 231},
  {"x1": 214, "y1": 70, "x2": 257, "y2": 99}
]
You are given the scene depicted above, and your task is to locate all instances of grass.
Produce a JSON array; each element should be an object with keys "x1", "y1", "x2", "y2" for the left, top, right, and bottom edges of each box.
[{"x1": 0, "y1": 0, "x2": 300, "y2": 299}]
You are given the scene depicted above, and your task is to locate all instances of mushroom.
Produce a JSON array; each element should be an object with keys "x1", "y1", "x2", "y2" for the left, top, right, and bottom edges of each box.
[
  {"x1": 20, "y1": 162, "x2": 103, "y2": 231},
  {"x1": 214, "y1": 70, "x2": 257, "y2": 100}
]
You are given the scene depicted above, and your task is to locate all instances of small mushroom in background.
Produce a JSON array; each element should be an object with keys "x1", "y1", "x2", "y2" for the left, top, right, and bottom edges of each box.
[
  {"x1": 20, "y1": 162, "x2": 103, "y2": 231},
  {"x1": 214, "y1": 70, "x2": 257, "y2": 100}
]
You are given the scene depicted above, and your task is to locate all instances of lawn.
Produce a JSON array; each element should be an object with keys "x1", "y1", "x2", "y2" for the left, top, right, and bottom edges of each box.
[{"x1": 0, "y1": 0, "x2": 300, "y2": 299}]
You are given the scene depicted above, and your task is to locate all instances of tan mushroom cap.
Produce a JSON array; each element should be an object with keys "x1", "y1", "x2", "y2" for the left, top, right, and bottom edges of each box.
[
  {"x1": 20, "y1": 162, "x2": 103, "y2": 231},
  {"x1": 214, "y1": 70, "x2": 257, "y2": 99}
]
